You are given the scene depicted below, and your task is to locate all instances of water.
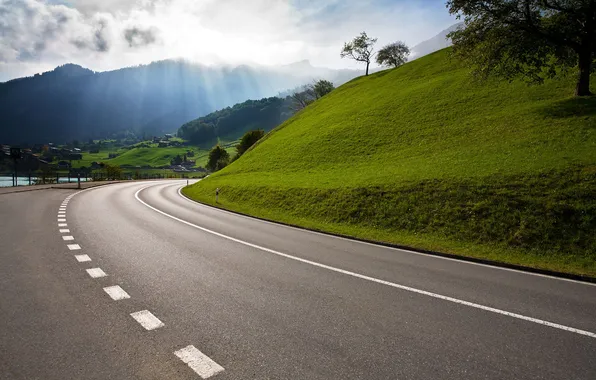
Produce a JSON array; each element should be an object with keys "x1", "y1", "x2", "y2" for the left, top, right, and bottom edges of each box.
[{"x1": 0, "y1": 176, "x2": 89, "y2": 187}]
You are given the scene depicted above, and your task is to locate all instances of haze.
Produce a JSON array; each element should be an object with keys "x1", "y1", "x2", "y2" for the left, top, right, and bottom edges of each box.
[{"x1": 0, "y1": 0, "x2": 456, "y2": 82}]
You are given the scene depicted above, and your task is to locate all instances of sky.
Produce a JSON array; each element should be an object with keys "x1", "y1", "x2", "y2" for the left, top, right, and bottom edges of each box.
[{"x1": 0, "y1": 0, "x2": 456, "y2": 82}]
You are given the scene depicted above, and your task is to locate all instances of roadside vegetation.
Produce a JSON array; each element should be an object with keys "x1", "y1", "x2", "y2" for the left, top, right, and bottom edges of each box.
[{"x1": 184, "y1": 47, "x2": 596, "y2": 276}]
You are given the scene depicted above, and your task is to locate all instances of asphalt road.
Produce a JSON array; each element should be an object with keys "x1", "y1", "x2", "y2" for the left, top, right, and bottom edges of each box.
[{"x1": 1, "y1": 180, "x2": 595, "y2": 379}]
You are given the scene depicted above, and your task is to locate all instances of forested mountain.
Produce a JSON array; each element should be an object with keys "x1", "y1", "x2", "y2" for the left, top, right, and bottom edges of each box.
[
  {"x1": 0, "y1": 60, "x2": 359, "y2": 144},
  {"x1": 178, "y1": 97, "x2": 293, "y2": 145}
]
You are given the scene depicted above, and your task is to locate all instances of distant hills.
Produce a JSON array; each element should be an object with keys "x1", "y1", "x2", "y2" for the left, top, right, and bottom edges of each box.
[
  {"x1": 411, "y1": 22, "x2": 463, "y2": 59},
  {"x1": 0, "y1": 60, "x2": 360, "y2": 144}
]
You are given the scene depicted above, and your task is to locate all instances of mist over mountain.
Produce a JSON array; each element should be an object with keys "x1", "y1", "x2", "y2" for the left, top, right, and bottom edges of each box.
[
  {"x1": 410, "y1": 22, "x2": 463, "y2": 59},
  {"x1": 0, "y1": 60, "x2": 360, "y2": 144}
]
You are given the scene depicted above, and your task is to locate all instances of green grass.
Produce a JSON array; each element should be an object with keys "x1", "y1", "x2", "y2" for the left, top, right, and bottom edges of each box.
[{"x1": 184, "y1": 48, "x2": 596, "y2": 277}]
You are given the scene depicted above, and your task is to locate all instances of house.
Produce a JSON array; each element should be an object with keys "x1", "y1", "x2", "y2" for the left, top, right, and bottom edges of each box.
[
  {"x1": 91, "y1": 161, "x2": 101, "y2": 169},
  {"x1": 158, "y1": 141, "x2": 170, "y2": 148},
  {"x1": 108, "y1": 153, "x2": 118, "y2": 159},
  {"x1": 164, "y1": 134, "x2": 173, "y2": 140}
]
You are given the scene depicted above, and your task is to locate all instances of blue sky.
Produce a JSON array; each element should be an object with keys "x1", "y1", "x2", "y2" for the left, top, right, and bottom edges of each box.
[{"x1": 0, "y1": 0, "x2": 456, "y2": 81}]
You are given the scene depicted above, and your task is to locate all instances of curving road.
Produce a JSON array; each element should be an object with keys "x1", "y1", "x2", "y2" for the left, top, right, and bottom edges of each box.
[{"x1": 1, "y1": 180, "x2": 595, "y2": 379}]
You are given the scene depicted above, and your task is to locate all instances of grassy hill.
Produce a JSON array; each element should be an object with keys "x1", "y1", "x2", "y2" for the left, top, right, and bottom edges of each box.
[{"x1": 183, "y1": 49, "x2": 596, "y2": 277}]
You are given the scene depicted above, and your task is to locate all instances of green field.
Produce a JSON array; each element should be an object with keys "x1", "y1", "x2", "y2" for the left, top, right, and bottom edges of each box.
[
  {"x1": 71, "y1": 140, "x2": 237, "y2": 169},
  {"x1": 183, "y1": 48, "x2": 596, "y2": 277}
]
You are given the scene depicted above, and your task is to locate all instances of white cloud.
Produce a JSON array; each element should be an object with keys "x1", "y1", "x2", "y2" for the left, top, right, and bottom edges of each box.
[{"x1": 0, "y1": 0, "x2": 456, "y2": 81}]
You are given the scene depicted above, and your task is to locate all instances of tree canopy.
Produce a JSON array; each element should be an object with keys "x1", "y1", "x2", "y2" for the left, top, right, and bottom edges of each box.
[
  {"x1": 447, "y1": 0, "x2": 596, "y2": 96},
  {"x1": 376, "y1": 42, "x2": 410, "y2": 68},
  {"x1": 341, "y1": 32, "x2": 378, "y2": 76},
  {"x1": 236, "y1": 129, "x2": 265, "y2": 158},
  {"x1": 206, "y1": 145, "x2": 230, "y2": 172}
]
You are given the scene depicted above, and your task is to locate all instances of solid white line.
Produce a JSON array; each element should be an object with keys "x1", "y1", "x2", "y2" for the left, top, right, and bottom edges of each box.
[
  {"x1": 75, "y1": 254, "x2": 91, "y2": 262},
  {"x1": 67, "y1": 244, "x2": 81, "y2": 250},
  {"x1": 103, "y1": 285, "x2": 130, "y2": 300},
  {"x1": 175, "y1": 345, "x2": 224, "y2": 379},
  {"x1": 58, "y1": 223, "x2": 68, "y2": 227},
  {"x1": 58, "y1": 218, "x2": 66, "y2": 222},
  {"x1": 59, "y1": 229, "x2": 70, "y2": 233},
  {"x1": 176, "y1": 186, "x2": 596, "y2": 288},
  {"x1": 130, "y1": 310, "x2": 164, "y2": 330},
  {"x1": 62, "y1": 235, "x2": 74, "y2": 241},
  {"x1": 137, "y1": 186, "x2": 596, "y2": 339},
  {"x1": 86, "y1": 268, "x2": 107, "y2": 278}
]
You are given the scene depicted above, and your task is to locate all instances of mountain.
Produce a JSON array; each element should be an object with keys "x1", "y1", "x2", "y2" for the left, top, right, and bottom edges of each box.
[
  {"x1": 0, "y1": 60, "x2": 360, "y2": 144},
  {"x1": 183, "y1": 49, "x2": 596, "y2": 276},
  {"x1": 410, "y1": 22, "x2": 464, "y2": 59}
]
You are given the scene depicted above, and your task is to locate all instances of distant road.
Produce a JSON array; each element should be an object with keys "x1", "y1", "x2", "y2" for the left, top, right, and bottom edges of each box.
[{"x1": 1, "y1": 180, "x2": 595, "y2": 379}]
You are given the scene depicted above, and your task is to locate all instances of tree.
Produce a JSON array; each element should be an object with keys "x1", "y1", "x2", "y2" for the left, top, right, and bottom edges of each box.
[
  {"x1": 172, "y1": 154, "x2": 183, "y2": 166},
  {"x1": 376, "y1": 42, "x2": 410, "y2": 68},
  {"x1": 312, "y1": 79, "x2": 335, "y2": 99},
  {"x1": 341, "y1": 32, "x2": 378, "y2": 76},
  {"x1": 447, "y1": 0, "x2": 596, "y2": 97},
  {"x1": 206, "y1": 145, "x2": 230, "y2": 172},
  {"x1": 104, "y1": 164, "x2": 122, "y2": 180},
  {"x1": 290, "y1": 80, "x2": 335, "y2": 111},
  {"x1": 290, "y1": 86, "x2": 315, "y2": 111},
  {"x1": 236, "y1": 129, "x2": 265, "y2": 158}
]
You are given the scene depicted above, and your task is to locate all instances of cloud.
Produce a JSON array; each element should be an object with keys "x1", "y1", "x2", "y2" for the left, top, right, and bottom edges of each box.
[
  {"x1": 124, "y1": 26, "x2": 159, "y2": 48},
  {"x1": 0, "y1": 0, "x2": 456, "y2": 81}
]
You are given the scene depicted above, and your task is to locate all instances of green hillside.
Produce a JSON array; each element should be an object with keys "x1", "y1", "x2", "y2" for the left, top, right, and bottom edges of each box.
[{"x1": 184, "y1": 49, "x2": 596, "y2": 277}]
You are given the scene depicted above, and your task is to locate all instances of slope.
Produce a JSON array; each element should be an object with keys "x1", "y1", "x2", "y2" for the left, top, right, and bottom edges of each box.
[{"x1": 183, "y1": 49, "x2": 596, "y2": 277}]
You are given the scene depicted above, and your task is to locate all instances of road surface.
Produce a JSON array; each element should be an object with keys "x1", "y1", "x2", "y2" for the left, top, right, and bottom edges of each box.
[{"x1": 1, "y1": 180, "x2": 595, "y2": 379}]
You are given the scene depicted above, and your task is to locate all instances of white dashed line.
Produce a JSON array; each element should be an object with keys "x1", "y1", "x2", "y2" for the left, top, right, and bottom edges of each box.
[
  {"x1": 103, "y1": 285, "x2": 131, "y2": 301},
  {"x1": 75, "y1": 254, "x2": 92, "y2": 262},
  {"x1": 130, "y1": 310, "x2": 164, "y2": 330},
  {"x1": 137, "y1": 185, "x2": 596, "y2": 340},
  {"x1": 86, "y1": 268, "x2": 107, "y2": 278},
  {"x1": 62, "y1": 235, "x2": 75, "y2": 241},
  {"x1": 58, "y1": 211, "x2": 66, "y2": 214},
  {"x1": 67, "y1": 244, "x2": 81, "y2": 250},
  {"x1": 58, "y1": 218, "x2": 66, "y2": 222},
  {"x1": 59, "y1": 229, "x2": 70, "y2": 233},
  {"x1": 58, "y1": 223, "x2": 68, "y2": 227},
  {"x1": 175, "y1": 345, "x2": 224, "y2": 379}
]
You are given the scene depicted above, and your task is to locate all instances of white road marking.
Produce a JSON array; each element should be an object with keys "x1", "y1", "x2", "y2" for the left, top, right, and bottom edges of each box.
[
  {"x1": 59, "y1": 207, "x2": 66, "y2": 210},
  {"x1": 86, "y1": 268, "x2": 107, "y2": 278},
  {"x1": 59, "y1": 229, "x2": 70, "y2": 233},
  {"x1": 137, "y1": 186, "x2": 596, "y2": 339},
  {"x1": 130, "y1": 310, "x2": 164, "y2": 330},
  {"x1": 67, "y1": 244, "x2": 81, "y2": 250},
  {"x1": 175, "y1": 345, "x2": 224, "y2": 379},
  {"x1": 58, "y1": 218, "x2": 66, "y2": 222},
  {"x1": 75, "y1": 254, "x2": 91, "y2": 262},
  {"x1": 177, "y1": 186, "x2": 596, "y2": 288},
  {"x1": 58, "y1": 211, "x2": 66, "y2": 214},
  {"x1": 58, "y1": 223, "x2": 68, "y2": 227},
  {"x1": 103, "y1": 285, "x2": 130, "y2": 300},
  {"x1": 62, "y1": 235, "x2": 74, "y2": 241}
]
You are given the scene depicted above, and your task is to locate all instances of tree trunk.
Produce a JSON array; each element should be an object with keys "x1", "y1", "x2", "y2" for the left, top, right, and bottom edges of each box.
[
  {"x1": 576, "y1": 49, "x2": 592, "y2": 97},
  {"x1": 366, "y1": 61, "x2": 370, "y2": 76}
]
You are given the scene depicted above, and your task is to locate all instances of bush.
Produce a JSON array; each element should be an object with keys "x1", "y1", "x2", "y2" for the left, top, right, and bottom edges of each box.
[{"x1": 206, "y1": 145, "x2": 230, "y2": 172}]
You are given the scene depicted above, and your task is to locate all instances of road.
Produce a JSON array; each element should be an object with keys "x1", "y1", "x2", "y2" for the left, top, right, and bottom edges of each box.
[{"x1": 1, "y1": 180, "x2": 595, "y2": 379}]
